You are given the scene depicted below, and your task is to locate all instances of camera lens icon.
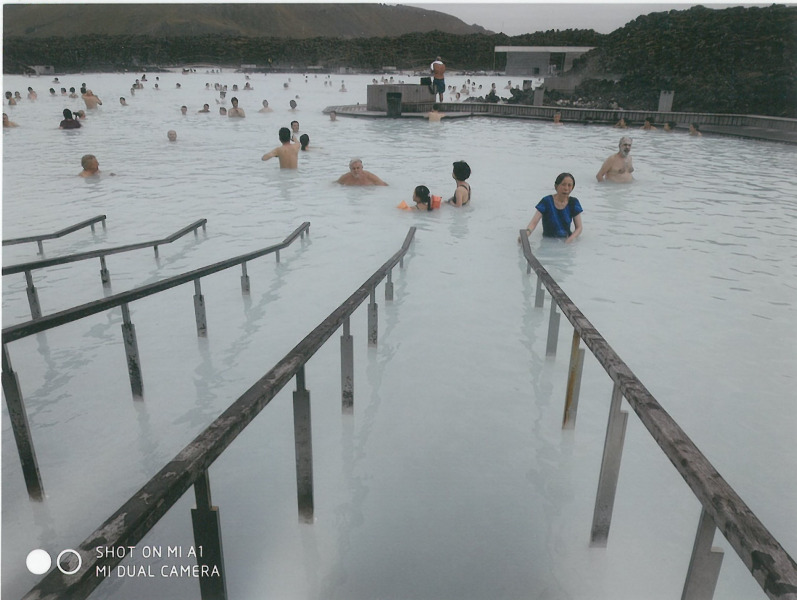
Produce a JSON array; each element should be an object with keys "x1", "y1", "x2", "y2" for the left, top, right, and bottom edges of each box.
[{"x1": 26, "y1": 549, "x2": 82, "y2": 576}]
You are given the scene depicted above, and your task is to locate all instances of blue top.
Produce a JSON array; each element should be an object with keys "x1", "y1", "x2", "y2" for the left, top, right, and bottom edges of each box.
[{"x1": 535, "y1": 195, "x2": 583, "y2": 238}]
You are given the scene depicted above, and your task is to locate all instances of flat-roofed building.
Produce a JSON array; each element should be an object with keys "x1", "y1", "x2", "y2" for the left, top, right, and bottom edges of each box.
[{"x1": 495, "y1": 46, "x2": 595, "y2": 77}]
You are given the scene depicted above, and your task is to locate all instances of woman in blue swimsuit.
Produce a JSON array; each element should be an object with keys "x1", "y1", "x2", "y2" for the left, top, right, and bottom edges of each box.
[{"x1": 521, "y1": 173, "x2": 583, "y2": 244}]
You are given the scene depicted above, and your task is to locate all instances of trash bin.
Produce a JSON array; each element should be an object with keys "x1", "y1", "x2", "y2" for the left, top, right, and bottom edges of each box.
[{"x1": 386, "y1": 92, "x2": 402, "y2": 118}]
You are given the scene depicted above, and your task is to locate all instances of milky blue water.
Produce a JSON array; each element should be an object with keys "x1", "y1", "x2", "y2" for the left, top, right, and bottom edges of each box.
[{"x1": 2, "y1": 71, "x2": 796, "y2": 600}]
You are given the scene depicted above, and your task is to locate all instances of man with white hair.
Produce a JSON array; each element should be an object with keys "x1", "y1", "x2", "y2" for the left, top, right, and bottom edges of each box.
[
  {"x1": 596, "y1": 136, "x2": 634, "y2": 183},
  {"x1": 336, "y1": 159, "x2": 388, "y2": 186}
]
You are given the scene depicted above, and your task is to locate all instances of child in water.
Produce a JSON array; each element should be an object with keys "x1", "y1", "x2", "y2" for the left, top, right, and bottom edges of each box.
[{"x1": 398, "y1": 185, "x2": 440, "y2": 211}]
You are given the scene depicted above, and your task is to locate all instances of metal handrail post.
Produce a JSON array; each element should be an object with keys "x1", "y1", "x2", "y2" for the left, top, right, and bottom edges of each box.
[
  {"x1": 590, "y1": 382, "x2": 628, "y2": 546},
  {"x1": 1, "y1": 344, "x2": 44, "y2": 500},
  {"x1": 194, "y1": 279, "x2": 208, "y2": 337},
  {"x1": 293, "y1": 366, "x2": 314, "y2": 523},
  {"x1": 545, "y1": 300, "x2": 560, "y2": 356},
  {"x1": 341, "y1": 317, "x2": 354, "y2": 413},
  {"x1": 562, "y1": 330, "x2": 585, "y2": 429},
  {"x1": 24, "y1": 270, "x2": 42, "y2": 320},
  {"x1": 240, "y1": 262, "x2": 250, "y2": 294},
  {"x1": 368, "y1": 288, "x2": 378, "y2": 345},
  {"x1": 191, "y1": 470, "x2": 228, "y2": 600},
  {"x1": 681, "y1": 508, "x2": 725, "y2": 600},
  {"x1": 120, "y1": 303, "x2": 144, "y2": 398},
  {"x1": 99, "y1": 255, "x2": 110, "y2": 286}
]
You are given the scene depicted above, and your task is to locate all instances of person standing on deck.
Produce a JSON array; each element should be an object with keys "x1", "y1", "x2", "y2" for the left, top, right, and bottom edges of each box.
[{"x1": 430, "y1": 56, "x2": 446, "y2": 103}]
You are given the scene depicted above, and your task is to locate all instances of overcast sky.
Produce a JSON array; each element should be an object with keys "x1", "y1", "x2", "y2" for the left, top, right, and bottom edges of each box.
[{"x1": 403, "y1": 2, "x2": 774, "y2": 35}]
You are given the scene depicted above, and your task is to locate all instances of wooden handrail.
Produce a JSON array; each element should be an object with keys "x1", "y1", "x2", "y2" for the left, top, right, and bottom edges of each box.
[
  {"x1": 2, "y1": 215, "x2": 107, "y2": 246},
  {"x1": 2, "y1": 222, "x2": 310, "y2": 344},
  {"x1": 2, "y1": 219, "x2": 207, "y2": 276},
  {"x1": 20, "y1": 227, "x2": 415, "y2": 600},
  {"x1": 519, "y1": 232, "x2": 797, "y2": 599}
]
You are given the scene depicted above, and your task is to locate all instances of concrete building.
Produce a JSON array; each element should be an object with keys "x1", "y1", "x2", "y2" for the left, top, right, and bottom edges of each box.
[
  {"x1": 495, "y1": 46, "x2": 595, "y2": 77},
  {"x1": 495, "y1": 46, "x2": 596, "y2": 93}
]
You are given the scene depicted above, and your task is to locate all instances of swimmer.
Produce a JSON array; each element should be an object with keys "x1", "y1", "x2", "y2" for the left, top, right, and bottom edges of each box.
[
  {"x1": 663, "y1": 121, "x2": 677, "y2": 132},
  {"x1": 5, "y1": 91, "x2": 16, "y2": 106},
  {"x1": 289, "y1": 99, "x2": 298, "y2": 110},
  {"x1": 49, "y1": 88, "x2": 56, "y2": 96},
  {"x1": 244, "y1": 82, "x2": 253, "y2": 90},
  {"x1": 120, "y1": 97, "x2": 128, "y2": 106},
  {"x1": 82, "y1": 89, "x2": 102, "y2": 109},
  {"x1": 521, "y1": 172, "x2": 583, "y2": 244},
  {"x1": 176, "y1": 83, "x2": 181, "y2": 88},
  {"x1": 290, "y1": 120, "x2": 301, "y2": 142},
  {"x1": 198, "y1": 104, "x2": 210, "y2": 113},
  {"x1": 78, "y1": 154, "x2": 100, "y2": 177},
  {"x1": 27, "y1": 87, "x2": 37, "y2": 100},
  {"x1": 641, "y1": 118, "x2": 657, "y2": 130},
  {"x1": 219, "y1": 107, "x2": 227, "y2": 115},
  {"x1": 228, "y1": 97, "x2": 245, "y2": 118},
  {"x1": 74, "y1": 110, "x2": 86, "y2": 119},
  {"x1": 426, "y1": 103, "x2": 445, "y2": 122},
  {"x1": 167, "y1": 130, "x2": 177, "y2": 142},
  {"x1": 3, "y1": 113, "x2": 19, "y2": 127},
  {"x1": 261, "y1": 127, "x2": 300, "y2": 169},
  {"x1": 409, "y1": 185, "x2": 435, "y2": 211},
  {"x1": 299, "y1": 134, "x2": 310, "y2": 151},
  {"x1": 59, "y1": 108, "x2": 81, "y2": 129},
  {"x1": 180, "y1": 105, "x2": 187, "y2": 115},
  {"x1": 258, "y1": 99, "x2": 273, "y2": 113},
  {"x1": 689, "y1": 123, "x2": 702, "y2": 137},
  {"x1": 339, "y1": 81, "x2": 347, "y2": 92},
  {"x1": 596, "y1": 137, "x2": 634, "y2": 183},
  {"x1": 329, "y1": 110, "x2": 337, "y2": 121},
  {"x1": 553, "y1": 112, "x2": 563, "y2": 125},
  {"x1": 614, "y1": 117, "x2": 628, "y2": 129},
  {"x1": 336, "y1": 159, "x2": 388, "y2": 186},
  {"x1": 447, "y1": 161, "x2": 471, "y2": 207}
]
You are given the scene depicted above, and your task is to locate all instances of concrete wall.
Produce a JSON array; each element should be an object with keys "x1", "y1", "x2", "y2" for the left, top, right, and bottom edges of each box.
[
  {"x1": 506, "y1": 53, "x2": 549, "y2": 77},
  {"x1": 367, "y1": 84, "x2": 434, "y2": 111}
]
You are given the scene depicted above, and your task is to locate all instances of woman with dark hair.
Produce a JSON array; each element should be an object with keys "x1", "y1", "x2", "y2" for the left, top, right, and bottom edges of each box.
[
  {"x1": 299, "y1": 133, "x2": 310, "y2": 151},
  {"x1": 59, "y1": 108, "x2": 81, "y2": 129},
  {"x1": 447, "y1": 160, "x2": 471, "y2": 207},
  {"x1": 521, "y1": 173, "x2": 583, "y2": 244}
]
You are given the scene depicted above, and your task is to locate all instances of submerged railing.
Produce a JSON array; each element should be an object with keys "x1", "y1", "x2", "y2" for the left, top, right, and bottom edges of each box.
[
  {"x1": 519, "y1": 232, "x2": 797, "y2": 600},
  {"x1": 2, "y1": 215, "x2": 107, "y2": 254},
  {"x1": 3, "y1": 219, "x2": 208, "y2": 319},
  {"x1": 19, "y1": 227, "x2": 416, "y2": 600},
  {"x1": 1, "y1": 223, "x2": 310, "y2": 501}
]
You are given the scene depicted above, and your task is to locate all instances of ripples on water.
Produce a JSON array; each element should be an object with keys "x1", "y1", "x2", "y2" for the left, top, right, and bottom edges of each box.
[{"x1": 2, "y1": 73, "x2": 796, "y2": 600}]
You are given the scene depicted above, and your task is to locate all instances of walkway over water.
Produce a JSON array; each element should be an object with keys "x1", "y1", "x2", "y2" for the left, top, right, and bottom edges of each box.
[{"x1": 326, "y1": 102, "x2": 797, "y2": 144}]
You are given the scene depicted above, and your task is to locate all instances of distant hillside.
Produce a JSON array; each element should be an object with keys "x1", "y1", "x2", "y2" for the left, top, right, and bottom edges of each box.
[
  {"x1": 569, "y1": 4, "x2": 797, "y2": 116},
  {"x1": 3, "y1": 3, "x2": 490, "y2": 39}
]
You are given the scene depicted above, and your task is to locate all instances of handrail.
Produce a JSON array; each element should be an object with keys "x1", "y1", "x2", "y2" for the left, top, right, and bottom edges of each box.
[
  {"x1": 20, "y1": 227, "x2": 416, "y2": 600},
  {"x1": 2, "y1": 219, "x2": 207, "y2": 276},
  {"x1": 519, "y1": 232, "x2": 797, "y2": 599},
  {"x1": 2, "y1": 215, "x2": 107, "y2": 246},
  {"x1": 2, "y1": 222, "x2": 309, "y2": 343}
]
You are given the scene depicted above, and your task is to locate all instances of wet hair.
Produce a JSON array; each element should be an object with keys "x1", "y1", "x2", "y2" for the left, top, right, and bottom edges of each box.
[
  {"x1": 690, "y1": 122, "x2": 701, "y2": 131},
  {"x1": 231, "y1": 96, "x2": 238, "y2": 105},
  {"x1": 81, "y1": 154, "x2": 96, "y2": 169},
  {"x1": 299, "y1": 133, "x2": 310, "y2": 150},
  {"x1": 62, "y1": 108, "x2": 73, "y2": 119},
  {"x1": 452, "y1": 161, "x2": 471, "y2": 181},
  {"x1": 262, "y1": 99, "x2": 269, "y2": 106},
  {"x1": 290, "y1": 120, "x2": 299, "y2": 128},
  {"x1": 278, "y1": 127, "x2": 291, "y2": 143},
  {"x1": 554, "y1": 172, "x2": 575, "y2": 188},
  {"x1": 432, "y1": 103, "x2": 440, "y2": 111},
  {"x1": 414, "y1": 185, "x2": 433, "y2": 211}
]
